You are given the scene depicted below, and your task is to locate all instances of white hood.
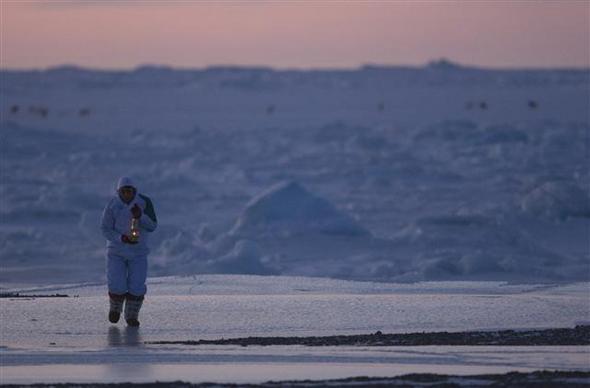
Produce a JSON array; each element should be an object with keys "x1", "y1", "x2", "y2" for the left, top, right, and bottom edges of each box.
[{"x1": 116, "y1": 176, "x2": 137, "y2": 191}]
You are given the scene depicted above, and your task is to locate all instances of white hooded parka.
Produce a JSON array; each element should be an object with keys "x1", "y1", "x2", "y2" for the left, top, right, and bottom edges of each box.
[{"x1": 100, "y1": 177, "x2": 158, "y2": 257}]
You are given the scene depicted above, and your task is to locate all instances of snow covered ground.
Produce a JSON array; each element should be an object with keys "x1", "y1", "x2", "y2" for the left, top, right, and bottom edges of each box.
[
  {"x1": 1, "y1": 276, "x2": 589, "y2": 384},
  {"x1": 1, "y1": 61, "x2": 589, "y2": 285}
]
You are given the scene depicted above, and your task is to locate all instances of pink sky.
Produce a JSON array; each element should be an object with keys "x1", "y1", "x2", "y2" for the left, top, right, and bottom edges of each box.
[{"x1": 1, "y1": 1, "x2": 588, "y2": 70}]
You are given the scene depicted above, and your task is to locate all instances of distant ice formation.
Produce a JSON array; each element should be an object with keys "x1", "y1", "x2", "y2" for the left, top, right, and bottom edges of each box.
[
  {"x1": 230, "y1": 181, "x2": 370, "y2": 239},
  {"x1": 0, "y1": 65, "x2": 588, "y2": 284}
]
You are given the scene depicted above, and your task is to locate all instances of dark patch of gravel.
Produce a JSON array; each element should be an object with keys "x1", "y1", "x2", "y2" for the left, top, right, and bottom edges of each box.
[
  {"x1": 2, "y1": 371, "x2": 590, "y2": 387},
  {"x1": 0, "y1": 292, "x2": 70, "y2": 298},
  {"x1": 145, "y1": 325, "x2": 590, "y2": 347}
]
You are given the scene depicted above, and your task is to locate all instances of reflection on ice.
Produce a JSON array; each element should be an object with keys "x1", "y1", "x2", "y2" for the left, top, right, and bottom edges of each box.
[
  {"x1": 2, "y1": 346, "x2": 589, "y2": 385},
  {"x1": 107, "y1": 326, "x2": 143, "y2": 347},
  {"x1": 2, "y1": 279, "x2": 589, "y2": 351},
  {"x1": 103, "y1": 361, "x2": 153, "y2": 384}
]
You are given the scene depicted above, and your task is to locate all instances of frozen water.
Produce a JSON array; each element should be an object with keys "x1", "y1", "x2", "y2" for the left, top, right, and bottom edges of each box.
[
  {"x1": 3, "y1": 276, "x2": 590, "y2": 348},
  {"x1": 1, "y1": 63, "x2": 589, "y2": 383},
  {"x1": 1, "y1": 276, "x2": 589, "y2": 384},
  {"x1": 2, "y1": 347, "x2": 589, "y2": 384},
  {"x1": 1, "y1": 64, "x2": 589, "y2": 383},
  {"x1": 0, "y1": 64, "x2": 590, "y2": 283},
  {"x1": 1, "y1": 64, "x2": 589, "y2": 284}
]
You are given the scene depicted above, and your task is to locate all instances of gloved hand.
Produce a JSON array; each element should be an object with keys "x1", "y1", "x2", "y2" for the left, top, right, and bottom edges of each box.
[
  {"x1": 121, "y1": 235, "x2": 138, "y2": 244},
  {"x1": 131, "y1": 204, "x2": 142, "y2": 219}
]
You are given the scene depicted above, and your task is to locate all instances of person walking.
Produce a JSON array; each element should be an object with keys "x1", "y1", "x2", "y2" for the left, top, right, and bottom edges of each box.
[{"x1": 100, "y1": 177, "x2": 157, "y2": 327}]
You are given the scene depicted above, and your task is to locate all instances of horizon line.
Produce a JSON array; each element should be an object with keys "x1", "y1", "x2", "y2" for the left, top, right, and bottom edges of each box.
[{"x1": 2, "y1": 59, "x2": 590, "y2": 73}]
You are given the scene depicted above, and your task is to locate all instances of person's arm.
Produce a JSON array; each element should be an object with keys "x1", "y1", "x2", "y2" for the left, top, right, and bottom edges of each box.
[
  {"x1": 139, "y1": 194, "x2": 158, "y2": 232},
  {"x1": 100, "y1": 201, "x2": 122, "y2": 243}
]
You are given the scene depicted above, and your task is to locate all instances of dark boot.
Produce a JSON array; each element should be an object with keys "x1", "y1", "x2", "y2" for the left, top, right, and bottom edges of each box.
[
  {"x1": 125, "y1": 293, "x2": 144, "y2": 327},
  {"x1": 108, "y1": 292, "x2": 126, "y2": 323}
]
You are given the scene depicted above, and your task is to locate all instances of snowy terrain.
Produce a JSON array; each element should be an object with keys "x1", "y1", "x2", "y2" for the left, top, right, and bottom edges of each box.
[
  {"x1": 0, "y1": 62, "x2": 589, "y2": 384},
  {"x1": 1, "y1": 276, "x2": 589, "y2": 384},
  {"x1": 0, "y1": 61, "x2": 589, "y2": 285}
]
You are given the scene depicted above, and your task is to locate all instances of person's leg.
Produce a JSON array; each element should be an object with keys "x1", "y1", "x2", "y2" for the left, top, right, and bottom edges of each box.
[
  {"x1": 125, "y1": 255, "x2": 147, "y2": 326},
  {"x1": 124, "y1": 293, "x2": 144, "y2": 327},
  {"x1": 106, "y1": 253, "x2": 128, "y2": 323}
]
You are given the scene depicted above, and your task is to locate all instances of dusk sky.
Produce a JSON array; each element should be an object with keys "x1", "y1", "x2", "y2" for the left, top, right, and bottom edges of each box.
[{"x1": 1, "y1": 0, "x2": 589, "y2": 70}]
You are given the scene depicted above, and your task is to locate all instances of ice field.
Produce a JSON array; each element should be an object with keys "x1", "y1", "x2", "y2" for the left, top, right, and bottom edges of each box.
[
  {"x1": 1, "y1": 276, "x2": 589, "y2": 384},
  {"x1": 1, "y1": 62, "x2": 589, "y2": 384},
  {"x1": 1, "y1": 62, "x2": 589, "y2": 285}
]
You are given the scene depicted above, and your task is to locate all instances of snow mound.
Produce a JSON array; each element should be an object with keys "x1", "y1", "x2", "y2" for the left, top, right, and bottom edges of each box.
[
  {"x1": 521, "y1": 180, "x2": 590, "y2": 220},
  {"x1": 229, "y1": 181, "x2": 370, "y2": 238}
]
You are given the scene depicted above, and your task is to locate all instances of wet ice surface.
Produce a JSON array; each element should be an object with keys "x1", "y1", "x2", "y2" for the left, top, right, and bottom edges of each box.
[
  {"x1": 2, "y1": 347, "x2": 589, "y2": 385},
  {"x1": 1, "y1": 276, "x2": 589, "y2": 384}
]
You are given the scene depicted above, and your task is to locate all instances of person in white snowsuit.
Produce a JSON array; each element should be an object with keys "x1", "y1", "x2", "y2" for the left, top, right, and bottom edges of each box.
[{"x1": 100, "y1": 177, "x2": 157, "y2": 327}]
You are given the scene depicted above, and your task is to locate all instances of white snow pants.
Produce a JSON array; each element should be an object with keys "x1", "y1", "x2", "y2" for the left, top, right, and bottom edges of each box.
[{"x1": 106, "y1": 253, "x2": 148, "y2": 296}]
